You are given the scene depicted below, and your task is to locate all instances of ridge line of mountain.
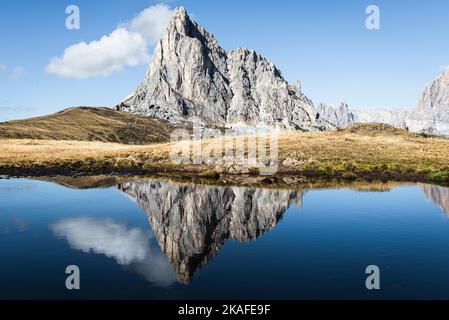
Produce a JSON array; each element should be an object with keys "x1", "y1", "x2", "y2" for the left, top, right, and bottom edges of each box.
[
  {"x1": 115, "y1": 6, "x2": 449, "y2": 136},
  {"x1": 117, "y1": 7, "x2": 333, "y2": 132}
]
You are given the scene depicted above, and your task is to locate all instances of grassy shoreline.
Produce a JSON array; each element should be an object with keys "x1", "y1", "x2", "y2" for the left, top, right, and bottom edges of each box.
[
  {"x1": 0, "y1": 163, "x2": 445, "y2": 186},
  {"x1": 1, "y1": 124, "x2": 449, "y2": 186}
]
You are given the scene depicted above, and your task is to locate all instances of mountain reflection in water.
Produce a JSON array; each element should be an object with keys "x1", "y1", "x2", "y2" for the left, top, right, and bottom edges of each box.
[
  {"x1": 47, "y1": 177, "x2": 449, "y2": 286},
  {"x1": 421, "y1": 184, "x2": 449, "y2": 216},
  {"x1": 118, "y1": 180, "x2": 303, "y2": 284},
  {"x1": 115, "y1": 180, "x2": 447, "y2": 284}
]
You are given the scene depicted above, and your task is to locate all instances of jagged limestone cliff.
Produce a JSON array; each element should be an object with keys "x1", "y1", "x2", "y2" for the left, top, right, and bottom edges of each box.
[
  {"x1": 118, "y1": 7, "x2": 331, "y2": 132},
  {"x1": 407, "y1": 68, "x2": 449, "y2": 135}
]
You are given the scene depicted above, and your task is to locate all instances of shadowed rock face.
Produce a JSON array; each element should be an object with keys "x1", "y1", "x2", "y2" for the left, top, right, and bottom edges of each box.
[
  {"x1": 421, "y1": 184, "x2": 449, "y2": 216},
  {"x1": 118, "y1": 179, "x2": 304, "y2": 283}
]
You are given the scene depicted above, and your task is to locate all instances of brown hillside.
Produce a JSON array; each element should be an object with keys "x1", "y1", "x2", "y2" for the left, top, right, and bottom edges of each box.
[{"x1": 0, "y1": 107, "x2": 175, "y2": 144}]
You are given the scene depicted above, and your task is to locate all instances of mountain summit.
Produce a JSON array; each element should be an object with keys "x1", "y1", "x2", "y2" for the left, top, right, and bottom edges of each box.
[
  {"x1": 407, "y1": 68, "x2": 449, "y2": 135},
  {"x1": 118, "y1": 7, "x2": 331, "y2": 131}
]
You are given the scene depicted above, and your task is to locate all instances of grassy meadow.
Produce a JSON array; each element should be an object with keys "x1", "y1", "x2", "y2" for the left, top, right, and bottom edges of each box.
[{"x1": 1, "y1": 123, "x2": 449, "y2": 185}]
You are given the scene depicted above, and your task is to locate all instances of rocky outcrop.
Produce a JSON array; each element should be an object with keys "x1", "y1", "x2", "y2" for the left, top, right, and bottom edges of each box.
[
  {"x1": 354, "y1": 108, "x2": 409, "y2": 129},
  {"x1": 315, "y1": 102, "x2": 357, "y2": 128},
  {"x1": 118, "y1": 7, "x2": 331, "y2": 132},
  {"x1": 119, "y1": 7, "x2": 231, "y2": 126},
  {"x1": 406, "y1": 68, "x2": 449, "y2": 135},
  {"x1": 226, "y1": 48, "x2": 321, "y2": 130},
  {"x1": 118, "y1": 179, "x2": 303, "y2": 283},
  {"x1": 316, "y1": 102, "x2": 409, "y2": 129}
]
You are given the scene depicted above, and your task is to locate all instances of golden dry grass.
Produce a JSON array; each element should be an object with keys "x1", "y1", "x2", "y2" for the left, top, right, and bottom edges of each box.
[
  {"x1": 0, "y1": 139, "x2": 146, "y2": 161},
  {"x1": 277, "y1": 124, "x2": 449, "y2": 171},
  {"x1": 0, "y1": 107, "x2": 174, "y2": 144},
  {"x1": 1, "y1": 123, "x2": 449, "y2": 183}
]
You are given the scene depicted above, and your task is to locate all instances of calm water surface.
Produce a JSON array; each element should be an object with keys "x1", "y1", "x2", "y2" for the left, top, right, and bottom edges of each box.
[{"x1": 1, "y1": 177, "x2": 449, "y2": 299}]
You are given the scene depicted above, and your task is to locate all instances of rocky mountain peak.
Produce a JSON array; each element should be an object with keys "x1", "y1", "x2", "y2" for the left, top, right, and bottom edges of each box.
[
  {"x1": 414, "y1": 67, "x2": 449, "y2": 110},
  {"x1": 406, "y1": 68, "x2": 449, "y2": 135},
  {"x1": 169, "y1": 6, "x2": 188, "y2": 33},
  {"x1": 315, "y1": 102, "x2": 357, "y2": 128},
  {"x1": 291, "y1": 80, "x2": 302, "y2": 93},
  {"x1": 168, "y1": 7, "x2": 221, "y2": 50},
  {"x1": 443, "y1": 66, "x2": 449, "y2": 77},
  {"x1": 118, "y1": 7, "x2": 331, "y2": 131}
]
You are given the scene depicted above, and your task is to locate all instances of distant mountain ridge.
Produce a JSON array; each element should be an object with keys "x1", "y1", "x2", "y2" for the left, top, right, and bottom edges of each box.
[
  {"x1": 315, "y1": 102, "x2": 357, "y2": 129},
  {"x1": 317, "y1": 68, "x2": 449, "y2": 136}
]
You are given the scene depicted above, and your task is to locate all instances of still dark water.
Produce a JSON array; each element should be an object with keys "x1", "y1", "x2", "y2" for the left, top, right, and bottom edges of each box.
[{"x1": 1, "y1": 177, "x2": 449, "y2": 299}]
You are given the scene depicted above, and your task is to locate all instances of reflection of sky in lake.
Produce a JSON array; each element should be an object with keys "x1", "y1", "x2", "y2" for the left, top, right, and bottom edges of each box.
[
  {"x1": 1, "y1": 178, "x2": 449, "y2": 299},
  {"x1": 50, "y1": 217, "x2": 176, "y2": 287}
]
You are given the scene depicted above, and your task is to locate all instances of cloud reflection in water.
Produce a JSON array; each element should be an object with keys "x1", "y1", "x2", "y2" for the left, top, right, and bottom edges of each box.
[{"x1": 50, "y1": 217, "x2": 176, "y2": 287}]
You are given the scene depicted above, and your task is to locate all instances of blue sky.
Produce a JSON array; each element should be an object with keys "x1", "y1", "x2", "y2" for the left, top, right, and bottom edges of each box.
[{"x1": 1, "y1": 0, "x2": 449, "y2": 121}]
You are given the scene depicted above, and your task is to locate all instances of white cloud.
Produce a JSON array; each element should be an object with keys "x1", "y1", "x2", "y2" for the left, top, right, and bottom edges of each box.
[
  {"x1": 0, "y1": 64, "x2": 5, "y2": 73},
  {"x1": 50, "y1": 217, "x2": 177, "y2": 286},
  {"x1": 46, "y1": 4, "x2": 173, "y2": 79},
  {"x1": 128, "y1": 4, "x2": 173, "y2": 44},
  {"x1": 9, "y1": 67, "x2": 24, "y2": 80},
  {"x1": 46, "y1": 28, "x2": 149, "y2": 79}
]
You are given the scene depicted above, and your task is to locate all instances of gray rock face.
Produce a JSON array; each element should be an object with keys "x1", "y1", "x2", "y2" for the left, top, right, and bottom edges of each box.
[
  {"x1": 407, "y1": 68, "x2": 449, "y2": 135},
  {"x1": 120, "y1": 7, "x2": 231, "y2": 126},
  {"x1": 118, "y1": 179, "x2": 303, "y2": 283},
  {"x1": 354, "y1": 108, "x2": 409, "y2": 129},
  {"x1": 118, "y1": 7, "x2": 331, "y2": 131},
  {"x1": 421, "y1": 184, "x2": 449, "y2": 216},
  {"x1": 315, "y1": 102, "x2": 357, "y2": 128},
  {"x1": 316, "y1": 102, "x2": 409, "y2": 129},
  {"x1": 226, "y1": 48, "x2": 321, "y2": 130}
]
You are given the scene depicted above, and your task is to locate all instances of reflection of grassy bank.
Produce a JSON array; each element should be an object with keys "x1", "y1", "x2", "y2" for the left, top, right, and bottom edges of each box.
[
  {"x1": 36, "y1": 174, "x2": 415, "y2": 191},
  {"x1": 1, "y1": 124, "x2": 449, "y2": 185}
]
